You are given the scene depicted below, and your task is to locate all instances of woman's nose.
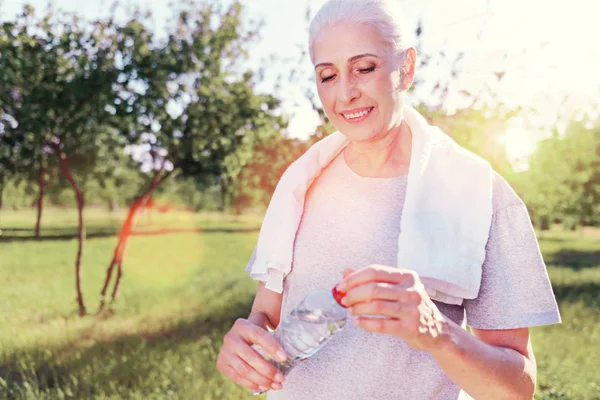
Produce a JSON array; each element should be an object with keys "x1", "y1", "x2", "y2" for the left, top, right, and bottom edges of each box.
[{"x1": 337, "y1": 77, "x2": 360, "y2": 104}]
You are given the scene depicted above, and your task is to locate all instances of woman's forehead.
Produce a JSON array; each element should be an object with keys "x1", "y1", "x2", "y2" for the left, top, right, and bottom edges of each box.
[{"x1": 312, "y1": 23, "x2": 389, "y2": 66}]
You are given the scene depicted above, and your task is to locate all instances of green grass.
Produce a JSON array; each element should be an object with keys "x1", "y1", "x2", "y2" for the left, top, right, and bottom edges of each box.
[{"x1": 0, "y1": 208, "x2": 599, "y2": 399}]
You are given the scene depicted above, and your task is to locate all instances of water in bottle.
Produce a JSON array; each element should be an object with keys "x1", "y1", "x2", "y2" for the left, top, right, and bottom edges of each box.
[{"x1": 251, "y1": 287, "x2": 348, "y2": 395}]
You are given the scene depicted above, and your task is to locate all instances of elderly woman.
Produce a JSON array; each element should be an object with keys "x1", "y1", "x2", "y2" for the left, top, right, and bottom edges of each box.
[{"x1": 216, "y1": 0, "x2": 561, "y2": 399}]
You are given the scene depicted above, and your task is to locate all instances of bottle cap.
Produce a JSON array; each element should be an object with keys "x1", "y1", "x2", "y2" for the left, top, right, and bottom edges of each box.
[{"x1": 331, "y1": 286, "x2": 347, "y2": 308}]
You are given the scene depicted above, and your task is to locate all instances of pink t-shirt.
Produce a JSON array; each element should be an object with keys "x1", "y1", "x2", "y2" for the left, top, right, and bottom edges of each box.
[{"x1": 247, "y1": 152, "x2": 560, "y2": 400}]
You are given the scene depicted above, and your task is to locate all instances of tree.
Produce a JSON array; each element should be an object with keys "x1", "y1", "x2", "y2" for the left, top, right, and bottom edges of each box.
[
  {"x1": 0, "y1": 6, "x2": 133, "y2": 315},
  {"x1": 97, "y1": 1, "x2": 286, "y2": 312},
  {"x1": 0, "y1": 127, "x2": 56, "y2": 236},
  {"x1": 522, "y1": 118, "x2": 600, "y2": 231},
  {"x1": 230, "y1": 135, "x2": 310, "y2": 213},
  {"x1": 0, "y1": 128, "x2": 17, "y2": 211}
]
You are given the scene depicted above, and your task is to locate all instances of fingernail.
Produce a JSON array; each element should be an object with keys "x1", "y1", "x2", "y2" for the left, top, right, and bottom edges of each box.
[
  {"x1": 272, "y1": 382, "x2": 283, "y2": 390},
  {"x1": 276, "y1": 350, "x2": 288, "y2": 362},
  {"x1": 259, "y1": 385, "x2": 269, "y2": 392},
  {"x1": 275, "y1": 372, "x2": 285, "y2": 382},
  {"x1": 337, "y1": 282, "x2": 346, "y2": 291}
]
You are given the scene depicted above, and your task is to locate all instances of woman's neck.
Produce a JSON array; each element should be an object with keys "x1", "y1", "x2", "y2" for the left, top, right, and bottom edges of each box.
[{"x1": 344, "y1": 121, "x2": 412, "y2": 178}]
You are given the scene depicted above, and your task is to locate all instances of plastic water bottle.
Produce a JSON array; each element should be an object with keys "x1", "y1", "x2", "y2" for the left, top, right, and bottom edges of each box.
[{"x1": 251, "y1": 286, "x2": 348, "y2": 395}]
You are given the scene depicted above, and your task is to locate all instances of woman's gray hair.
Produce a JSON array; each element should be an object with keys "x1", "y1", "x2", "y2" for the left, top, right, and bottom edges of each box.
[{"x1": 308, "y1": 0, "x2": 409, "y2": 64}]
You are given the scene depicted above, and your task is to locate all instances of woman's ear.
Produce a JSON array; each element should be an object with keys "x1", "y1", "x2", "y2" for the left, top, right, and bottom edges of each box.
[{"x1": 401, "y1": 47, "x2": 417, "y2": 90}]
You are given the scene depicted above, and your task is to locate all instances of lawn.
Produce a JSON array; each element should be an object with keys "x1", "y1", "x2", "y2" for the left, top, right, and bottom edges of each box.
[{"x1": 0, "y1": 208, "x2": 598, "y2": 399}]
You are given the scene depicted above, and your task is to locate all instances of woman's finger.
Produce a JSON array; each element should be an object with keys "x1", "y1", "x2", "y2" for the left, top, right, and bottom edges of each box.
[
  {"x1": 354, "y1": 316, "x2": 407, "y2": 336},
  {"x1": 341, "y1": 282, "x2": 397, "y2": 306},
  {"x1": 337, "y1": 265, "x2": 417, "y2": 292},
  {"x1": 238, "y1": 322, "x2": 288, "y2": 364},
  {"x1": 225, "y1": 349, "x2": 276, "y2": 389},
  {"x1": 342, "y1": 283, "x2": 421, "y2": 308},
  {"x1": 235, "y1": 341, "x2": 285, "y2": 383},
  {"x1": 221, "y1": 364, "x2": 262, "y2": 391},
  {"x1": 349, "y1": 300, "x2": 415, "y2": 319}
]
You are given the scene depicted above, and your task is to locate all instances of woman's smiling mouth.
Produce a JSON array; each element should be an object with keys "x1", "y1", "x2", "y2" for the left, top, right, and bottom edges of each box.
[{"x1": 340, "y1": 107, "x2": 374, "y2": 123}]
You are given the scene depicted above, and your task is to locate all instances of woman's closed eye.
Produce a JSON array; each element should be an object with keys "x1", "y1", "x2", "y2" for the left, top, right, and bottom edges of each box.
[
  {"x1": 358, "y1": 66, "x2": 375, "y2": 74},
  {"x1": 320, "y1": 66, "x2": 375, "y2": 83}
]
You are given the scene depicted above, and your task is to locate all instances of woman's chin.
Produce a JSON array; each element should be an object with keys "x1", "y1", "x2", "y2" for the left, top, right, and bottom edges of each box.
[{"x1": 338, "y1": 126, "x2": 382, "y2": 143}]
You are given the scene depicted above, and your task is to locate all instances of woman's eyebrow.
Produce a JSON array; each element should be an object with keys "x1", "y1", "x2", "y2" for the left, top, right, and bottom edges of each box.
[
  {"x1": 314, "y1": 53, "x2": 381, "y2": 70},
  {"x1": 348, "y1": 53, "x2": 380, "y2": 63}
]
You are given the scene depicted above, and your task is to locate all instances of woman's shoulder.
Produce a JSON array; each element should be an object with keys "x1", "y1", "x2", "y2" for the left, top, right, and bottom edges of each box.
[{"x1": 491, "y1": 171, "x2": 525, "y2": 215}]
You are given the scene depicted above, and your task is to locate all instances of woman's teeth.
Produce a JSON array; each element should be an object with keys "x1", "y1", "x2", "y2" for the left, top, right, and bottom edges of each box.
[{"x1": 343, "y1": 108, "x2": 372, "y2": 119}]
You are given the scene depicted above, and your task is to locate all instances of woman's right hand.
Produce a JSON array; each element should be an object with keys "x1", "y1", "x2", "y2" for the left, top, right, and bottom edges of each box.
[{"x1": 216, "y1": 317, "x2": 288, "y2": 392}]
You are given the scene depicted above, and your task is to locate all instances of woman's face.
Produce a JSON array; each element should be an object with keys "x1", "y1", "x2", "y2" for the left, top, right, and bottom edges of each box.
[{"x1": 312, "y1": 22, "x2": 415, "y2": 142}]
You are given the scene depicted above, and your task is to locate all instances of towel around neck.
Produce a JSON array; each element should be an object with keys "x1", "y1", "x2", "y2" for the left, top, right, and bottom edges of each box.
[{"x1": 247, "y1": 105, "x2": 493, "y2": 305}]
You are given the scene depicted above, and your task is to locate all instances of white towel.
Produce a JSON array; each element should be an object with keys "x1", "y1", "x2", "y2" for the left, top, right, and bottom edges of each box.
[{"x1": 248, "y1": 105, "x2": 493, "y2": 305}]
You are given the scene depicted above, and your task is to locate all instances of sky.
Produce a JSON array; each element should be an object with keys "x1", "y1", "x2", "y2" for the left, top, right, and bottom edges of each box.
[{"x1": 1, "y1": 0, "x2": 599, "y2": 166}]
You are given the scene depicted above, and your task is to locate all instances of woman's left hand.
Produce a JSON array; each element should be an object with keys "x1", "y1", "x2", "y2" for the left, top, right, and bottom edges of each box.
[{"x1": 336, "y1": 265, "x2": 449, "y2": 353}]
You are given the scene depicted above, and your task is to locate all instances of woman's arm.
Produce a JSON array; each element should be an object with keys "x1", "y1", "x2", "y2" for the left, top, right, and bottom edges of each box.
[
  {"x1": 431, "y1": 323, "x2": 536, "y2": 400},
  {"x1": 337, "y1": 265, "x2": 537, "y2": 400},
  {"x1": 248, "y1": 281, "x2": 284, "y2": 329}
]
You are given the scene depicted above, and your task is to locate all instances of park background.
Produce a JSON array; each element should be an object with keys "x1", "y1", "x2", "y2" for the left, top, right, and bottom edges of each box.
[{"x1": 0, "y1": 0, "x2": 599, "y2": 398}]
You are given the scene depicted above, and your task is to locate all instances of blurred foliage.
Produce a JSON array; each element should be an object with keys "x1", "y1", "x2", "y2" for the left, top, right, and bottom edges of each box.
[
  {"x1": 108, "y1": 1, "x2": 286, "y2": 183},
  {"x1": 517, "y1": 118, "x2": 600, "y2": 229},
  {"x1": 0, "y1": 4, "x2": 131, "y2": 181},
  {"x1": 230, "y1": 135, "x2": 312, "y2": 213},
  {"x1": 228, "y1": 109, "x2": 336, "y2": 213},
  {"x1": 418, "y1": 104, "x2": 515, "y2": 178}
]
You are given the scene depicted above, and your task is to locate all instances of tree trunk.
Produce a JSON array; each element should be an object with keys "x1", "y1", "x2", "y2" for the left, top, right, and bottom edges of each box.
[
  {"x1": 0, "y1": 173, "x2": 4, "y2": 210},
  {"x1": 35, "y1": 161, "x2": 46, "y2": 237},
  {"x1": 539, "y1": 215, "x2": 550, "y2": 231},
  {"x1": 53, "y1": 145, "x2": 87, "y2": 316},
  {"x1": 98, "y1": 170, "x2": 172, "y2": 314},
  {"x1": 111, "y1": 262, "x2": 124, "y2": 303},
  {"x1": 74, "y1": 190, "x2": 86, "y2": 316},
  {"x1": 219, "y1": 178, "x2": 228, "y2": 212},
  {"x1": 98, "y1": 198, "x2": 141, "y2": 313}
]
